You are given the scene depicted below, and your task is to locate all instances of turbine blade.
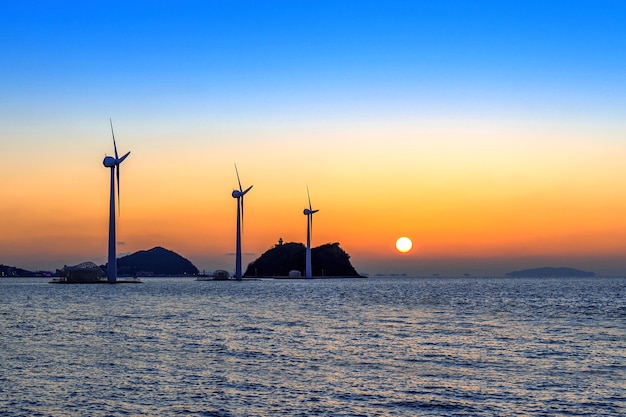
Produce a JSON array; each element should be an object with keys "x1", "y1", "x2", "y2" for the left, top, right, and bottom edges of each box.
[
  {"x1": 110, "y1": 118, "x2": 119, "y2": 160},
  {"x1": 118, "y1": 151, "x2": 131, "y2": 163},
  {"x1": 242, "y1": 185, "x2": 253, "y2": 195},
  {"x1": 307, "y1": 185, "x2": 312, "y2": 210},
  {"x1": 234, "y1": 163, "x2": 242, "y2": 192}
]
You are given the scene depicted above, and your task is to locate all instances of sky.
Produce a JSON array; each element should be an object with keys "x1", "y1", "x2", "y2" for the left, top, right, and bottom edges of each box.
[{"x1": 1, "y1": 0, "x2": 626, "y2": 276}]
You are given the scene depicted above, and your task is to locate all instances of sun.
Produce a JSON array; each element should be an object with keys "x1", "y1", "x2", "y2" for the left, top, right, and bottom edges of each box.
[{"x1": 395, "y1": 237, "x2": 413, "y2": 253}]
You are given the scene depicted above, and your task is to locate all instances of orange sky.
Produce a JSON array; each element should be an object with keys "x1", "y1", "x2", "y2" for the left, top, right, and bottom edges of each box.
[{"x1": 3, "y1": 119, "x2": 626, "y2": 276}]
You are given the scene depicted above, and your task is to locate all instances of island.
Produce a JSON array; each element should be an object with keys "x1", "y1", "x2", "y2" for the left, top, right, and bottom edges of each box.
[
  {"x1": 1, "y1": 264, "x2": 39, "y2": 277},
  {"x1": 244, "y1": 242, "x2": 363, "y2": 278},
  {"x1": 505, "y1": 267, "x2": 595, "y2": 278},
  {"x1": 113, "y1": 246, "x2": 199, "y2": 277}
]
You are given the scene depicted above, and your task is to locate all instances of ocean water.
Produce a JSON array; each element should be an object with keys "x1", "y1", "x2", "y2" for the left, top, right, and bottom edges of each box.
[{"x1": 1, "y1": 276, "x2": 624, "y2": 416}]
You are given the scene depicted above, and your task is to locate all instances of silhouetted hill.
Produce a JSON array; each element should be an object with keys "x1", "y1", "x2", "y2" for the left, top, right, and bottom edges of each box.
[
  {"x1": 505, "y1": 267, "x2": 595, "y2": 278},
  {"x1": 244, "y1": 242, "x2": 362, "y2": 277},
  {"x1": 110, "y1": 246, "x2": 199, "y2": 277},
  {"x1": 0, "y1": 264, "x2": 36, "y2": 277}
]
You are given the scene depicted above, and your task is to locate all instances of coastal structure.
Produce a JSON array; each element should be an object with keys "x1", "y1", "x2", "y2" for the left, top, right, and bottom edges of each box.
[
  {"x1": 50, "y1": 262, "x2": 105, "y2": 283},
  {"x1": 50, "y1": 261, "x2": 141, "y2": 284},
  {"x1": 196, "y1": 270, "x2": 230, "y2": 281}
]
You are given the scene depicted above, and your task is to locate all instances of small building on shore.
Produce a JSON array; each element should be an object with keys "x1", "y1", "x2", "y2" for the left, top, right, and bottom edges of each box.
[{"x1": 54, "y1": 262, "x2": 106, "y2": 283}]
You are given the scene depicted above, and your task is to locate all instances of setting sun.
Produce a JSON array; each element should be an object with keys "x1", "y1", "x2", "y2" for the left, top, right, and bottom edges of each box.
[{"x1": 395, "y1": 237, "x2": 413, "y2": 253}]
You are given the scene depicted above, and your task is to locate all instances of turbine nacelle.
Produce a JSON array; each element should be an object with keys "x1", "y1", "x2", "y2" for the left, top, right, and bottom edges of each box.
[
  {"x1": 304, "y1": 208, "x2": 319, "y2": 215},
  {"x1": 232, "y1": 185, "x2": 253, "y2": 198},
  {"x1": 103, "y1": 151, "x2": 131, "y2": 168},
  {"x1": 103, "y1": 156, "x2": 117, "y2": 167}
]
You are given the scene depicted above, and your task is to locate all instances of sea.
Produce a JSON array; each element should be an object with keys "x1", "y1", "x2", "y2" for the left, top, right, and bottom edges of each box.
[{"x1": 1, "y1": 276, "x2": 624, "y2": 416}]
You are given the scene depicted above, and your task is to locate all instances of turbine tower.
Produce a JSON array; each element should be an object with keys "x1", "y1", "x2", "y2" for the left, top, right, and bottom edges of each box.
[
  {"x1": 103, "y1": 119, "x2": 130, "y2": 283},
  {"x1": 303, "y1": 186, "x2": 319, "y2": 278},
  {"x1": 232, "y1": 164, "x2": 253, "y2": 281}
]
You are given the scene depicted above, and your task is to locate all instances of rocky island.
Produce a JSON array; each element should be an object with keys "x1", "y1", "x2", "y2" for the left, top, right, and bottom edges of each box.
[{"x1": 244, "y1": 242, "x2": 362, "y2": 278}]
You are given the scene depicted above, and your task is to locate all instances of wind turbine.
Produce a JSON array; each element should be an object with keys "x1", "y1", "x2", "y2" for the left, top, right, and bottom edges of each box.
[
  {"x1": 303, "y1": 186, "x2": 319, "y2": 278},
  {"x1": 232, "y1": 164, "x2": 253, "y2": 281},
  {"x1": 102, "y1": 119, "x2": 130, "y2": 283}
]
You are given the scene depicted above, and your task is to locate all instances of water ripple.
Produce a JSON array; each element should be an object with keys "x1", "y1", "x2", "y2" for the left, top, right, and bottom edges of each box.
[{"x1": 1, "y1": 276, "x2": 624, "y2": 416}]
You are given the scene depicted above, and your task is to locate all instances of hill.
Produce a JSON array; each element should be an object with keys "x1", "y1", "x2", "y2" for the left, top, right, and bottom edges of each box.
[
  {"x1": 0, "y1": 264, "x2": 36, "y2": 277},
  {"x1": 505, "y1": 267, "x2": 595, "y2": 278},
  {"x1": 112, "y1": 246, "x2": 199, "y2": 277},
  {"x1": 244, "y1": 242, "x2": 362, "y2": 277}
]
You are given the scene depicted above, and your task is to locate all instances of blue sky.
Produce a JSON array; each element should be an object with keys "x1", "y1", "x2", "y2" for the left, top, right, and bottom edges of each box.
[{"x1": 4, "y1": 0, "x2": 625, "y2": 125}]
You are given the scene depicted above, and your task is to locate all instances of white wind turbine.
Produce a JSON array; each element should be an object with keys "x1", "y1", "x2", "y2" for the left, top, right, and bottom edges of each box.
[
  {"x1": 303, "y1": 186, "x2": 319, "y2": 278},
  {"x1": 102, "y1": 119, "x2": 130, "y2": 283},
  {"x1": 232, "y1": 164, "x2": 253, "y2": 281}
]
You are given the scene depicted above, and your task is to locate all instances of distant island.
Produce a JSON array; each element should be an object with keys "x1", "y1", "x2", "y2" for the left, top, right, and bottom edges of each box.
[
  {"x1": 0, "y1": 264, "x2": 41, "y2": 277},
  {"x1": 111, "y1": 246, "x2": 199, "y2": 277},
  {"x1": 505, "y1": 267, "x2": 595, "y2": 278},
  {"x1": 244, "y1": 242, "x2": 363, "y2": 278}
]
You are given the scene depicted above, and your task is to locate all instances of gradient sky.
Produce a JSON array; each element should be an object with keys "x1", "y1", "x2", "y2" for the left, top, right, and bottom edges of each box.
[{"x1": 2, "y1": 1, "x2": 626, "y2": 276}]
